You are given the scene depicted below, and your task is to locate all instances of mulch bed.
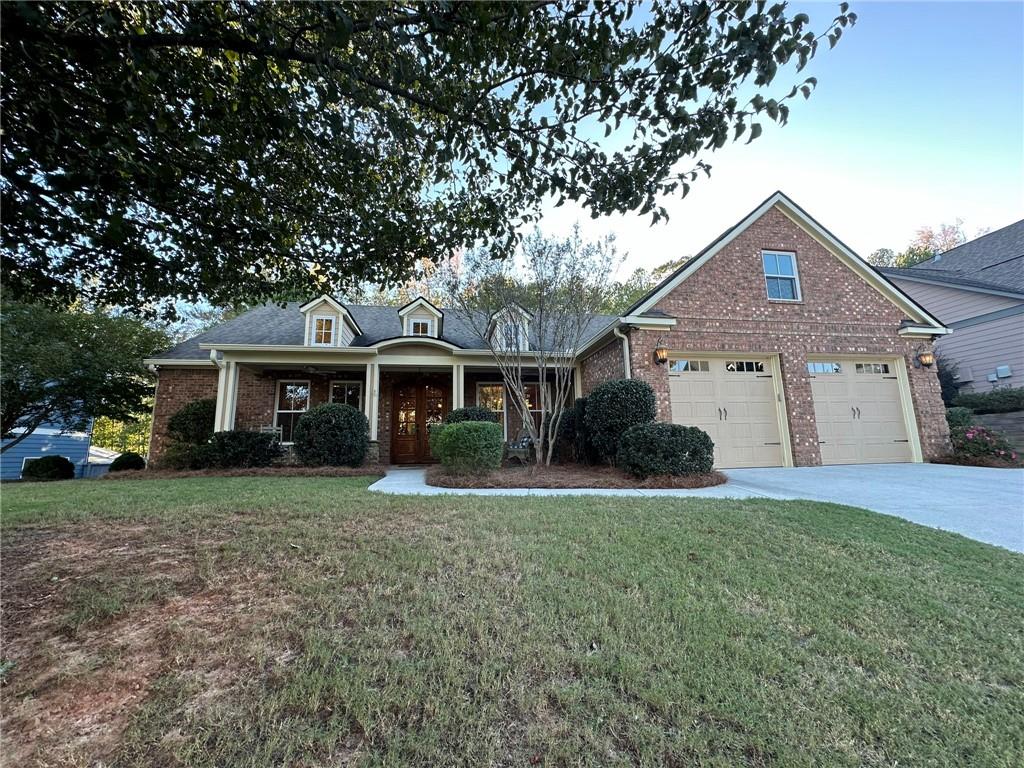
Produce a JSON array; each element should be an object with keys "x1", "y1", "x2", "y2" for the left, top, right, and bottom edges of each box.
[
  {"x1": 102, "y1": 465, "x2": 388, "y2": 481},
  {"x1": 425, "y1": 463, "x2": 727, "y2": 489}
]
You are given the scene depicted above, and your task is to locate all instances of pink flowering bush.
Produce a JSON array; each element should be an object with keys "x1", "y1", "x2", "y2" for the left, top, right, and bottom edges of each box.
[{"x1": 948, "y1": 426, "x2": 1021, "y2": 466}]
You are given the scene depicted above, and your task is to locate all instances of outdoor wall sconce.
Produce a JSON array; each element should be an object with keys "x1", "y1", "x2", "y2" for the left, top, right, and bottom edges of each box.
[
  {"x1": 914, "y1": 346, "x2": 935, "y2": 368},
  {"x1": 654, "y1": 338, "x2": 669, "y2": 365}
]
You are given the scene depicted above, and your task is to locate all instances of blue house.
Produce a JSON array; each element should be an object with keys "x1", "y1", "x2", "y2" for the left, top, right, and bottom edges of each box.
[{"x1": 1, "y1": 421, "x2": 95, "y2": 481}]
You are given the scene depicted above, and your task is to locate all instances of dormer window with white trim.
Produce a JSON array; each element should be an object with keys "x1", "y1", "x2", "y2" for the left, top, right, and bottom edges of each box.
[
  {"x1": 397, "y1": 296, "x2": 444, "y2": 339},
  {"x1": 490, "y1": 305, "x2": 531, "y2": 352},
  {"x1": 312, "y1": 315, "x2": 335, "y2": 346}
]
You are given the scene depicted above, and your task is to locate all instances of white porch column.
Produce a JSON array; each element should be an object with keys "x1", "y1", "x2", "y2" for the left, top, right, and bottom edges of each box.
[
  {"x1": 453, "y1": 363, "x2": 465, "y2": 409},
  {"x1": 366, "y1": 363, "x2": 380, "y2": 440},
  {"x1": 574, "y1": 363, "x2": 583, "y2": 399},
  {"x1": 213, "y1": 360, "x2": 239, "y2": 432}
]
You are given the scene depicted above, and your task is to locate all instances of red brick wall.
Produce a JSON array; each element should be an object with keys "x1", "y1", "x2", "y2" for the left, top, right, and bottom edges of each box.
[
  {"x1": 148, "y1": 368, "x2": 219, "y2": 465},
  {"x1": 589, "y1": 205, "x2": 949, "y2": 464},
  {"x1": 579, "y1": 339, "x2": 625, "y2": 394}
]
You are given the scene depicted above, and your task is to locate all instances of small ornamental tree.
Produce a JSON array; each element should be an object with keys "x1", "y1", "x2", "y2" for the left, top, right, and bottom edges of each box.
[
  {"x1": 293, "y1": 404, "x2": 369, "y2": 467},
  {"x1": 584, "y1": 380, "x2": 658, "y2": 463}
]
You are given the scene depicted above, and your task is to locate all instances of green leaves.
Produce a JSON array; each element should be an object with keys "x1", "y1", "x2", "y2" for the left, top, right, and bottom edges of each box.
[{"x1": 1, "y1": 1, "x2": 855, "y2": 317}]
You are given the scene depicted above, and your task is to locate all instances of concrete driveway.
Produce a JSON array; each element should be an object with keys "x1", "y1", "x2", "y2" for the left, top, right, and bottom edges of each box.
[{"x1": 725, "y1": 464, "x2": 1024, "y2": 553}]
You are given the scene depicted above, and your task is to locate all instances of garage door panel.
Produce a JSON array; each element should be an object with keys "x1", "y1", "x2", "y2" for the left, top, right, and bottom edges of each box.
[
  {"x1": 670, "y1": 357, "x2": 784, "y2": 469},
  {"x1": 809, "y1": 359, "x2": 912, "y2": 465}
]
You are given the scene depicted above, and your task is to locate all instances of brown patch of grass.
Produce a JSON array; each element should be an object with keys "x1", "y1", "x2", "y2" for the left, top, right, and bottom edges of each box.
[
  {"x1": 103, "y1": 464, "x2": 388, "y2": 481},
  {"x1": 0, "y1": 521, "x2": 290, "y2": 767},
  {"x1": 930, "y1": 455, "x2": 1022, "y2": 469},
  {"x1": 425, "y1": 463, "x2": 727, "y2": 489}
]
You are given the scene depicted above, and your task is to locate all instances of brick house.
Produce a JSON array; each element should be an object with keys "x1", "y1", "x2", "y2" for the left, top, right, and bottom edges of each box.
[{"x1": 145, "y1": 192, "x2": 951, "y2": 468}]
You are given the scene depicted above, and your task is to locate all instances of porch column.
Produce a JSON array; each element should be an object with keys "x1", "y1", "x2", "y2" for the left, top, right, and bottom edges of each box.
[
  {"x1": 366, "y1": 362, "x2": 380, "y2": 440},
  {"x1": 453, "y1": 363, "x2": 465, "y2": 409},
  {"x1": 574, "y1": 363, "x2": 583, "y2": 399},
  {"x1": 213, "y1": 360, "x2": 239, "y2": 432}
]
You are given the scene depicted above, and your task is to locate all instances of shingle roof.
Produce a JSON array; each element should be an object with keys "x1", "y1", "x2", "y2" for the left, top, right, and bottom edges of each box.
[
  {"x1": 157, "y1": 302, "x2": 618, "y2": 360},
  {"x1": 909, "y1": 219, "x2": 1024, "y2": 293},
  {"x1": 878, "y1": 266, "x2": 1024, "y2": 297}
]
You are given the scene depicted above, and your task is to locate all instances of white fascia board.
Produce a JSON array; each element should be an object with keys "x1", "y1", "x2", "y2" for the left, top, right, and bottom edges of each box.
[
  {"x1": 397, "y1": 296, "x2": 444, "y2": 319},
  {"x1": 143, "y1": 358, "x2": 217, "y2": 366},
  {"x1": 898, "y1": 325, "x2": 953, "y2": 337},
  {"x1": 199, "y1": 343, "x2": 377, "y2": 354},
  {"x1": 619, "y1": 315, "x2": 677, "y2": 329}
]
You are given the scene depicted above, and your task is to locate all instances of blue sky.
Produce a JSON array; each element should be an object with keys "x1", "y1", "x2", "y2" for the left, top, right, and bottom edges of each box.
[{"x1": 537, "y1": 1, "x2": 1024, "y2": 274}]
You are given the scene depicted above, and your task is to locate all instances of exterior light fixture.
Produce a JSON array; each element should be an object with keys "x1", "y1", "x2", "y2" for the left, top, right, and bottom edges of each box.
[
  {"x1": 914, "y1": 346, "x2": 935, "y2": 368},
  {"x1": 654, "y1": 338, "x2": 669, "y2": 365}
]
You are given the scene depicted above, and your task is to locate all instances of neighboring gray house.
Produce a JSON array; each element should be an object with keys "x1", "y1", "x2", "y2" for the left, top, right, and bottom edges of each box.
[{"x1": 882, "y1": 219, "x2": 1024, "y2": 393}]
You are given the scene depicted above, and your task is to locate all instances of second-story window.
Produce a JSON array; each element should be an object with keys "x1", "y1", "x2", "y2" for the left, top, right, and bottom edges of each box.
[
  {"x1": 313, "y1": 316, "x2": 335, "y2": 345},
  {"x1": 762, "y1": 251, "x2": 801, "y2": 301},
  {"x1": 410, "y1": 319, "x2": 431, "y2": 336}
]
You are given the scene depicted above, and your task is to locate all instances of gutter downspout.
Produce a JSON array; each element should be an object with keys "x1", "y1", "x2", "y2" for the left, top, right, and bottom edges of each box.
[
  {"x1": 612, "y1": 326, "x2": 631, "y2": 379},
  {"x1": 210, "y1": 350, "x2": 227, "y2": 431}
]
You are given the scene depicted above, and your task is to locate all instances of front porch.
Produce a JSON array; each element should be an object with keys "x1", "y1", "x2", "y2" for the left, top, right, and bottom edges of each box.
[{"x1": 212, "y1": 351, "x2": 579, "y2": 465}]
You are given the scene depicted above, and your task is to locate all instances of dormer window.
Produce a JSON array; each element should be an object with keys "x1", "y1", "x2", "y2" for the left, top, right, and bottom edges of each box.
[
  {"x1": 312, "y1": 316, "x2": 335, "y2": 345},
  {"x1": 410, "y1": 319, "x2": 432, "y2": 337},
  {"x1": 490, "y1": 305, "x2": 530, "y2": 352}
]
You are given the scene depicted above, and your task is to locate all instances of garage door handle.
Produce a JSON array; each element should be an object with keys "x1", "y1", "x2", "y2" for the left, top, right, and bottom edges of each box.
[
  {"x1": 893, "y1": 439, "x2": 909, "y2": 443},
  {"x1": 723, "y1": 408, "x2": 728, "y2": 420},
  {"x1": 717, "y1": 408, "x2": 722, "y2": 420},
  {"x1": 851, "y1": 406, "x2": 856, "y2": 419},
  {"x1": 764, "y1": 442, "x2": 781, "y2": 445},
  {"x1": 855, "y1": 407, "x2": 861, "y2": 419}
]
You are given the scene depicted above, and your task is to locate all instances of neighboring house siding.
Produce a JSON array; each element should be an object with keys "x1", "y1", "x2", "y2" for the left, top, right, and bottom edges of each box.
[
  {"x1": 586, "y1": 206, "x2": 948, "y2": 464},
  {"x1": 888, "y1": 278, "x2": 1024, "y2": 392},
  {"x1": 1, "y1": 426, "x2": 92, "y2": 480},
  {"x1": 887, "y1": 280, "x2": 1020, "y2": 324},
  {"x1": 935, "y1": 312, "x2": 1024, "y2": 391},
  {"x1": 148, "y1": 368, "x2": 219, "y2": 465}
]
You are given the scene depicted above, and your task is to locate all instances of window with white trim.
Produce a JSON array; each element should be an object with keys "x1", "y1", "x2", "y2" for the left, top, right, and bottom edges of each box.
[
  {"x1": 855, "y1": 362, "x2": 890, "y2": 374},
  {"x1": 762, "y1": 251, "x2": 801, "y2": 301},
  {"x1": 669, "y1": 359, "x2": 710, "y2": 373},
  {"x1": 725, "y1": 360, "x2": 765, "y2": 373},
  {"x1": 405, "y1": 318, "x2": 433, "y2": 337},
  {"x1": 477, "y1": 383, "x2": 506, "y2": 437},
  {"x1": 329, "y1": 381, "x2": 363, "y2": 409},
  {"x1": 275, "y1": 380, "x2": 310, "y2": 443},
  {"x1": 312, "y1": 315, "x2": 335, "y2": 346}
]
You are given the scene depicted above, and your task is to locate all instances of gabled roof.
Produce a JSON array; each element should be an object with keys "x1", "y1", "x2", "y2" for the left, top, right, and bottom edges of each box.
[
  {"x1": 153, "y1": 302, "x2": 617, "y2": 360},
  {"x1": 910, "y1": 219, "x2": 1024, "y2": 294},
  {"x1": 298, "y1": 295, "x2": 363, "y2": 335},
  {"x1": 397, "y1": 296, "x2": 443, "y2": 318},
  {"x1": 623, "y1": 190, "x2": 947, "y2": 331}
]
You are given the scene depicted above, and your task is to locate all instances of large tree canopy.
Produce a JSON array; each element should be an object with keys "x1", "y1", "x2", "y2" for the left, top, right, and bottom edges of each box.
[{"x1": 2, "y1": 0, "x2": 855, "y2": 317}]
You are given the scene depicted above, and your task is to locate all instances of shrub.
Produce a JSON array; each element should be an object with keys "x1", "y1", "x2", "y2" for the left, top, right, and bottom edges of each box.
[
  {"x1": 617, "y1": 422, "x2": 715, "y2": 478},
  {"x1": 584, "y1": 379, "x2": 657, "y2": 462},
  {"x1": 22, "y1": 455, "x2": 76, "y2": 481},
  {"x1": 949, "y1": 425, "x2": 1019, "y2": 465},
  {"x1": 166, "y1": 398, "x2": 216, "y2": 444},
  {"x1": 935, "y1": 354, "x2": 962, "y2": 406},
  {"x1": 945, "y1": 407, "x2": 974, "y2": 430},
  {"x1": 109, "y1": 451, "x2": 146, "y2": 472},
  {"x1": 206, "y1": 431, "x2": 280, "y2": 468},
  {"x1": 953, "y1": 387, "x2": 1024, "y2": 414},
  {"x1": 431, "y1": 421, "x2": 503, "y2": 474},
  {"x1": 293, "y1": 403, "x2": 369, "y2": 466},
  {"x1": 445, "y1": 406, "x2": 497, "y2": 424},
  {"x1": 161, "y1": 441, "x2": 216, "y2": 470}
]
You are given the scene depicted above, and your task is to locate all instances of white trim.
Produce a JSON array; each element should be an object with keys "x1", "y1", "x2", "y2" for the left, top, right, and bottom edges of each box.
[
  {"x1": 629, "y1": 191, "x2": 947, "y2": 331},
  {"x1": 619, "y1": 315, "x2": 678, "y2": 328},
  {"x1": 143, "y1": 358, "x2": 217, "y2": 367},
  {"x1": 328, "y1": 379, "x2": 364, "y2": 409},
  {"x1": 298, "y1": 295, "x2": 347, "y2": 314},
  {"x1": 761, "y1": 249, "x2": 802, "y2": 302},
  {"x1": 298, "y1": 295, "x2": 363, "y2": 338},
  {"x1": 898, "y1": 325, "x2": 953, "y2": 337},
  {"x1": 397, "y1": 296, "x2": 444, "y2": 319},
  {"x1": 405, "y1": 317, "x2": 435, "y2": 338},
  {"x1": 274, "y1": 379, "x2": 311, "y2": 444},
  {"x1": 201, "y1": 343, "x2": 375, "y2": 354},
  {"x1": 374, "y1": 336, "x2": 461, "y2": 352},
  {"x1": 5, "y1": 427, "x2": 89, "y2": 437},
  {"x1": 475, "y1": 381, "x2": 509, "y2": 440},
  {"x1": 311, "y1": 315, "x2": 337, "y2": 347}
]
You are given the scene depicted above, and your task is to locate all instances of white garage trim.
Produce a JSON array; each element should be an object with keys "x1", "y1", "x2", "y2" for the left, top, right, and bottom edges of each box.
[{"x1": 667, "y1": 350, "x2": 794, "y2": 468}]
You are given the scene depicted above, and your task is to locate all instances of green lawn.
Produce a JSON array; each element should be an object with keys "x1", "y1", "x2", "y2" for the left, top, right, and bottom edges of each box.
[{"x1": 2, "y1": 477, "x2": 1022, "y2": 766}]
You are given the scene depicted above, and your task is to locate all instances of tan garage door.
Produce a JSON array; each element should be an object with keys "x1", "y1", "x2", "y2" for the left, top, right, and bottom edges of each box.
[
  {"x1": 668, "y1": 357, "x2": 784, "y2": 468},
  {"x1": 808, "y1": 359, "x2": 912, "y2": 465}
]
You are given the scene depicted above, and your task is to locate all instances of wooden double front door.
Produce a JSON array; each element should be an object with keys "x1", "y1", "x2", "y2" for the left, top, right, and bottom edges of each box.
[{"x1": 391, "y1": 378, "x2": 451, "y2": 464}]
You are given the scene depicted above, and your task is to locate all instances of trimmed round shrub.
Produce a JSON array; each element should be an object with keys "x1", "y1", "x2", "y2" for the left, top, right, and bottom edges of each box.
[
  {"x1": 445, "y1": 406, "x2": 497, "y2": 424},
  {"x1": 293, "y1": 403, "x2": 369, "y2": 467},
  {"x1": 167, "y1": 398, "x2": 216, "y2": 444},
  {"x1": 109, "y1": 451, "x2": 146, "y2": 472},
  {"x1": 432, "y1": 421, "x2": 503, "y2": 475},
  {"x1": 207, "y1": 431, "x2": 281, "y2": 468},
  {"x1": 584, "y1": 379, "x2": 657, "y2": 462},
  {"x1": 617, "y1": 422, "x2": 715, "y2": 478},
  {"x1": 945, "y1": 407, "x2": 974, "y2": 430},
  {"x1": 949, "y1": 425, "x2": 1019, "y2": 465},
  {"x1": 22, "y1": 455, "x2": 75, "y2": 481}
]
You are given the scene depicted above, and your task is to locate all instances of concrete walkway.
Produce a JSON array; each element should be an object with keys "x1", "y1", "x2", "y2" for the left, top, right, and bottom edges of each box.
[{"x1": 368, "y1": 464, "x2": 1024, "y2": 552}]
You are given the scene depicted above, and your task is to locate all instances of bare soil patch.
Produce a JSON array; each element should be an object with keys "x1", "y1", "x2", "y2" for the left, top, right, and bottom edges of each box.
[
  {"x1": 102, "y1": 464, "x2": 387, "y2": 481},
  {"x1": 0, "y1": 521, "x2": 289, "y2": 767},
  {"x1": 426, "y1": 463, "x2": 727, "y2": 489}
]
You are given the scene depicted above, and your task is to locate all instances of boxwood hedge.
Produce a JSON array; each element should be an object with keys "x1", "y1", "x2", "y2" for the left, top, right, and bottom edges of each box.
[
  {"x1": 617, "y1": 422, "x2": 715, "y2": 478},
  {"x1": 293, "y1": 403, "x2": 369, "y2": 466},
  {"x1": 584, "y1": 379, "x2": 657, "y2": 462}
]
